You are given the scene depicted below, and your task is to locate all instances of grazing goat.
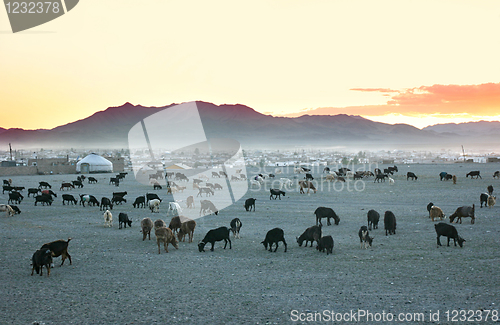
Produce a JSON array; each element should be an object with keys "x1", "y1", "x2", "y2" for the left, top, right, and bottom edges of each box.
[
  {"x1": 244, "y1": 198, "x2": 256, "y2": 211},
  {"x1": 429, "y1": 206, "x2": 445, "y2": 222},
  {"x1": 230, "y1": 218, "x2": 242, "y2": 238},
  {"x1": 72, "y1": 180, "x2": 84, "y2": 188},
  {"x1": 384, "y1": 211, "x2": 397, "y2": 236},
  {"x1": 406, "y1": 172, "x2": 418, "y2": 181},
  {"x1": 10, "y1": 205, "x2": 21, "y2": 214},
  {"x1": 435, "y1": 223, "x2": 465, "y2": 248},
  {"x1": 155, "y1": 227, "x2": 178, "y2": 254},
  {"x1": 41, "y1": 190, "x2": 57, "y2": 198},
  {"x1": 178, "y1": 219, "x2": 196, "y2": 243},
  {"x1": 426, "y1": 202, "x2": 434, "y2": 217},
  {"x1": 449, "y1": 205, "x2": 475, "y2": 224},
  {"x1": 317, "y1": 235, "x2": 334, "y2": 255},
  {"x1": 494, "y1": 171, "x2": 500, "y2": 179},
  {"x1": 62, "y1": 194, "x2": 78, "y2": 205},
  {"x1": 8, "y1": 191, "x2": 23, "y2": 204},
  {"x1": 111, "y1": 196, "x2": 126, "y2": 205},
  {"x1": 269, "y1": 189, "x2": 285, "y2": 200},
  {"x1": 103, "y1": 210, "x2": 113, "y2": 227},
  {"x1": 34, "y1": 194, "x2": 53, "y2": 206},
  {"x1": 100, "y1": 197, "x2": 113, "y2": 211},
  {"x1": 27, "y1": 188, "x2": 41, "y2": 197},
  {"x1": 146, "y1": 193, "x2": 162, "y2": 202},
  {"x1": 198, "y1": 227, "x2": 232, "y2": 252},
  {"x1": 388, "y1": 177, "x2": 395, "y2": 185},
  {"x1": 31, "y1": 249, "x2": 53, "y2": 277},
  {"x1": 297, "y1": 225, "x2": 322, "y2": 247},
  {"x1": 60, "y1": 182, "x2": 75, "y2": 190},
  {"x1": 314, "y1": 207, "x2": 340, "y2": 226},
  {"x1": 466, "y1": 171, "x2": 482, "y2": 179},
  {"x1": 197, "y1": 187, "x2": 214, "y2": 197},
  {"x1": 367, "y1": 209, "x2": 380, "y2": 230},
  {"x1": 38, "y1": 181, "x2": 52, "y2": 189},
  {"x1": 358, "y1": 226, "x2": 373, "y2": 249},
  {"x1": 298, "y1": 180, "x2": 316, "y2": 194},
  {"x1": 261, "y1": 228, "x2": 287, "y2": 252},
  {"x1": 487, "y1": 185, "x2": 494, "y2": 196},
  {"x1": 141, "y1": 218, "x2": 154, "y2": 240},
  {"x1": 480, "y1": 193, "x2": 489, "y2": 208},
  {"x1": 80, "y1": 194, "x2": 99, "y2": 207},
  {"x1": 200, "y1": 200, "x2": 218, "y2": 216},
  {"x1": 440, "y1": 172, "x2": 452, "y2": 181},
  {"x1": 118, "y1": 212, "x2": 132, "y2": 229},
  {"x1": 41, "y1": 238, "x2": 72, "y2": 266},
  {"x1": 133, "y1": 196, "x2": 145, "y2": 208},
  {"x1": 168, "y1": 216, "x2": 182, "y2": 234},
  {"x1": 149, "y1": 199, "x2": 161, "y2": 213},
  {"x1": 0, "y1": 204, "x2": 14, "y2": 217},
  {"x1": 88, "y1": 177, "x2": 98, "y2": 184}
]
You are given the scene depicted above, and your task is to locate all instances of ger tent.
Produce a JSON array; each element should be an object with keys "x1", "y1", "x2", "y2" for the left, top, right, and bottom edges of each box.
[{"x1": 76, "y1": 153, "x2": 113, "y2": 173}]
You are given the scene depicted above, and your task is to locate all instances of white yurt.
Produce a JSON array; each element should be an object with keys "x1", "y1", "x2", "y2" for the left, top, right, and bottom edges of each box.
[{"x1": 76, "y1": 153, "x2": 113, "y2": 173}]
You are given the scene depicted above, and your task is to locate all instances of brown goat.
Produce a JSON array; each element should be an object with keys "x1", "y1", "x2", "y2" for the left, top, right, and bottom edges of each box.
[
  {"x1": 168, "y1": 216, "x2": 181, "y2": 234},
  {"x1": 178, "y1": 219, "x2": 196, "y2": 243},
  {"x1": 154, "y1": 227, "x2": 178, "y2": 254},
  {"x1": 430, "y1": 206, "x2": 445, "y2": 222},
  {"x1": 154, "y1": 219, "x2": 167, "y2": 230},
  {"x1": 141, "y1": 217, "x2": 154, "y2": 241},
  {"x1": 449, "y1": 205, "x2": 475, "y2": 224}
]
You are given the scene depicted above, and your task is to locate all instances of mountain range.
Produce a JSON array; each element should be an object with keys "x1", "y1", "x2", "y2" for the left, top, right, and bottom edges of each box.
[{"x1": 1, "y1": 101, "x2": 499, "y2": 151}]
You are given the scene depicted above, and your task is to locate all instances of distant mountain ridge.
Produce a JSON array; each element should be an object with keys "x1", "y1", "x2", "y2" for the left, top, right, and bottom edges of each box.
[{"x1": 0, "y1": 102, "x2": 499, "y2": 150}]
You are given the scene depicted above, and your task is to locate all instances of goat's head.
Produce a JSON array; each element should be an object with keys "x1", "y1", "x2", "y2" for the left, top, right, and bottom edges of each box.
[{"x1": 198, "y1": 241, "x2": 206, "y2": 252}]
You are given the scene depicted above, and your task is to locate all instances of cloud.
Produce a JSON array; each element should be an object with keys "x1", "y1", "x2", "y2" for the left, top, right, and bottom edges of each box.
[{"x1": 285, "y1": 82, "x2": 500, "y2": 118}]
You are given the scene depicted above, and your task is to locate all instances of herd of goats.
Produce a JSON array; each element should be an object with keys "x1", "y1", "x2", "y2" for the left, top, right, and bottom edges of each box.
[{"x1": 0, "y1": 165, "x2": 499, "y2": 277}]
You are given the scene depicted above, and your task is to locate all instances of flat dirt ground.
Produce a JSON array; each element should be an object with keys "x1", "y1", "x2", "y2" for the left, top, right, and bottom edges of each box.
[{"x1": 1, "y1": 163, "x2": 500, "y2": 325}]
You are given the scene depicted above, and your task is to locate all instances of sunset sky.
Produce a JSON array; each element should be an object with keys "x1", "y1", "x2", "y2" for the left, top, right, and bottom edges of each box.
[{"x1": 1, "y1": 0, "x2": 500, "y2": 130}]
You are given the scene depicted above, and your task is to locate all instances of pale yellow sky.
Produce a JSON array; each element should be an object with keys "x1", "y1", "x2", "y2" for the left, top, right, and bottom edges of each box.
[{"x1": 1, "y1": 0, "x2": 499, "y2": 129}]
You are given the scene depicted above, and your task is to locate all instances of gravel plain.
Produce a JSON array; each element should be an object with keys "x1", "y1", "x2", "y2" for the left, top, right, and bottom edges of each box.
[{"x1": 1, "y1": 163, "x2": 500, "y2": 325}]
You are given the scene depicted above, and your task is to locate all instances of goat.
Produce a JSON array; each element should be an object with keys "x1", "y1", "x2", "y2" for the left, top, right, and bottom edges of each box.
[
  {"x1": 133, "y1": 196, "x2": 145, "y2": 208},
  {"x1": 435, "y1": 222, "x2": 465, "y2": 248},
  {"x1": 429, "y1": 206, "x2": 445, "y2": 222},
  {"x1": 197, "y1": 187, "x2": 214, "y2": 197},
  {"x1": 168, "y1": 216, "x2": 182, "y2": 234},
  {"x1": 34, "y1": 194, "x2": 53, "y2": 206},
  {"x1": 487, "y1": 185, "x2": 494, "y2": 196},
  {"x1": 31, "y1": 249, "x2": 53, "y2": 277},
  {"x1": 297, "y1": 225, "x2": 322, "y2": 247},
  {"x1": 178, "y1": 219, "x2": 196, "y2": 243},
  {"x1": 384, "y1": 211, "x2": 397, "y2": 235},
  {"x1": 27, "y1": 188, "x2": 41, "y2": 197},
  {"x1": 314, "y1": 207, "x2": 340, "y2": 226},
  {"x1": 38, "y1": 181, "x2": 52, "y2": 189},
  {"x1": 198, "y1": 227, "x2": 231, "y2": 252},
  {"x1": 88, "y1": 176, "x2": 98, "y2": 184},
  {"x1": 155, "y1": 227, "x2": 178, "y2": 254},
  {"x1": 186, "y1": 196, "x2": 195, "y2": 208},
  {"x1": 40, "y1": 238, "x2": 72, "y2": 266},
  {"x1": 449, "y1": 205, "x2": 475, "y2": 224},
  {"x1": 9, "y1": 205, "x2": 21, "y2": 215},
  {"x1": 0, "y1": 204, "x2": 14, "y2": 217},
  {"x1": 488, "y1": 196, "x2": 496, "y2": 208},
  {"x1": 269, "y1": 189, "x2": 285, "y2": 200},
  {"x1": 466, "y1": 171, "x2": 482, "y2": 179},
  {"x1": 298, "y1": 180, "x2": 316, "y2": 194},
  {"x1": 317, "y1": 235, "x2": 334, "y2": 255},
  {"x1": 100, "y1": 197, "x2": 113, "y2": 211},
  {"x1": 426, "y1": 202, "x2": 434, "y2": 217},
  {"x1": 103, "y1": 210, "x2": 113, "y2": 227},
  {"x1": 141, "y1": 217, "x2": 154, "y2": 240},
  {"x1": 118, "y1": 212, "x2": 132, "y2": 229},
  {"x1": 62, "y1": 194, "x2": 78, "y2": 205},
  {"x1": 480, "y1": 193, "x2": 489, "y2": 208},
  {"x1": 60, "y1": 182, "x2": 75, "y2": 190},
  {"x1": 358, "y1": 226, "x2": 373, "y2": 249},
  {"x1": 494, "y1": 171, "x2": 500, "y2": 179},
  {"x1": 8, "y1": 191, "x2": 23, "y2": 204},
  {"x1": 167, "y1": 202, "x2": 183, "y2": 216},
  {"x1": 149, "y1": 199, "x2": 161, "y2": 213},
  {"x1": 367, "y1": 209, "x2": 380, "y2": 230},
  {"x1": 200, "y1": 200, "x2": 218, "y2": 216},
  {"x1": 261, "y1": 228, "x2": 287, "y2": 252},
  {"x1": 230, "y1": 218, "x2": 242, "y2": 238},
  {"x1": 154, "y1": 219, "x2": 167, "y2": 229}
]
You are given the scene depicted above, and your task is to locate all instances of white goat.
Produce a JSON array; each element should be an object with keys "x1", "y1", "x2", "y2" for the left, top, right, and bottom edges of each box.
[
  {"x1": 103, "y1": 209, "x2": 113, "y2": 227},
  {"x1": 0, "y1": 204, "x2": 14, "y2": 217},
  {"x1": 149, "y1": 199, "x2": 161, "y2": 213}
]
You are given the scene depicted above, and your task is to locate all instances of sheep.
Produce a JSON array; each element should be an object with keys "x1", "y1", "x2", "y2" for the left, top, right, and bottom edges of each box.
[
  {"x1": 488, "y1": 195, "x2": 496, "y2": 208},
  {"x1": 367, "y1": 209, "x2": 380, "y2": 230},
  {"x1": 178, "y1": 219, "x2": 196, "y2": 243},
  {"x1": 198, "y1": 227, "x2": 232, "y2": 252},
  {"x1": 149, "y1": 199, "x2": 161, "y2": 213},
  {"x1": 384, "y1": 211, "x2": 397, "y2": 236},
  {"x1": 40, "y1": 238, "x2": 72, "y2": 266},
  {"x1": 230, "y1": 218, "x2": 242, "y2": 238},
  {"x1": 435, "y1": 222, "x2": 465, "y2": 248},
  {"x1": 261, "y1": 228, "x2": 287, "y2": 252},
  {"x1": 103, "y1": 210, "x2": 113, "y2": 227},
  {"x1": 0, "y1": 204, "x2": 14, "y2": 217},
  {"x1": 449, "y1": 205, "x2": 475, "y2": 224},
  {"x1": 358, "y1": 226, "x2": 373, "y2": 249},
  {"x1": 141, "y1": 217, "x2": 154, "y2": 241},
  {"x1": 31, "y1": 249, "x2": 53, "y2": 277},
  {"x1": 154, "y1": 219, "x2": 167, "y2": 230},
  {"x1": 297, "y1": 225, "x2": 322, "y2": 247},
  {"x1": 429, "y1": 206, "x2": 445, "y2": 222},
  {"x1": 155, "y1": 227, "x2": 178, "y2": 254},
  {"x1": 316, "y1": 236, "x2": 334, "y2": 255}
]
